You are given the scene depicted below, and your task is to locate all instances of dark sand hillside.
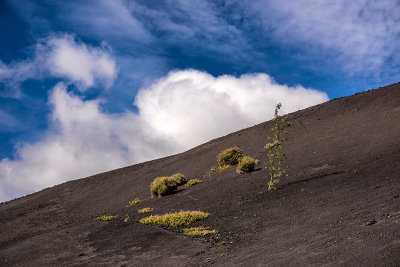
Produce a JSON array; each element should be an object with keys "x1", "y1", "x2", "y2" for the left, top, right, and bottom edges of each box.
[{"x1": 0, "y1": 83, "x2": 399, "y2": 266}]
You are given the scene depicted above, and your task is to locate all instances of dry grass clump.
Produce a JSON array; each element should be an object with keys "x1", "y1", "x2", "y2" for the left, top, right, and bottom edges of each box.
[
  {"x1": 217, "y1": 146, "x2": 244, "y2": 166},
  {"x1": 211, "y1": 164, "x2": 232, "y2": 172},
  {"x1": 186, "y1": 179, "x2": 202, "y2": 187},
  {"x1": 94, "y1": 215, "x2": 117, "y2": 221},
  {"x1": 128, "y1": 198, "x2": 140, "y2": 206},
  {"x1": 150, "y1": 173, "x2": 187, "y2": 198},
  {"x1": 183, "y1": 226, "x2": 217, "y2": 236},
  {"x1": 237, "y1": 156, "x2": 257, "y2": 174},
  {"x1": 139, "y1": 210, "x2": 209, "y2": 227},
  {"x1": 138, "y1": 207, "x2": 153, "y2": 214}
]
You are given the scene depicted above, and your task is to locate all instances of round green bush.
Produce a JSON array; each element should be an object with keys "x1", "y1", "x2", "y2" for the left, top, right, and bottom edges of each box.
[
  {"x1": 150, "y1": 173, "x2": 187, "y2": 198},
  {"x1": 170, "y1": 173, "x2": 187, "y2": 185},
  {"x1": 237, "y1": 156, "x2": 256, "y2": 174},
  {"x1": 217, "y1": 146, "x2": 244, "y2": 166}
]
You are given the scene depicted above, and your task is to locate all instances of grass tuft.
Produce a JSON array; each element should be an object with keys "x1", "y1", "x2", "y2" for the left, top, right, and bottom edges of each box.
[
  {"x1": 211, "y1": 164, "x2": 232, "y2": 173},
  {"x1": 186, "y1": 179, "x2": 202, "y2": 187},
  {"x1": 138, "y1": 207, "x2": 154, "y2": 214},
  {"x1": 94, "y1": 215, "x2": 117, "y2": 221},
  {"x1": 128, "y1": 198, "x2": 140, "y2": 206},
  {"x1": 139, "y1": 210, "x2": 209, "y2": 227},
  {"x1": 183, "y1": 226, "x2": 217, "y2": 236}
]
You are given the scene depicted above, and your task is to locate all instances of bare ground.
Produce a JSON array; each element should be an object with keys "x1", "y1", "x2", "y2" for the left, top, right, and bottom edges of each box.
[{"x1": 1, "y1": 83, "x2": 399, "y2": 266}]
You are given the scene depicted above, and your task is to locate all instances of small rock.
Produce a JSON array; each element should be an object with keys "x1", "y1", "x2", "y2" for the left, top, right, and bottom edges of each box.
[{"x1": 366, "y1": 220, "x2": 377, "y2": 226}]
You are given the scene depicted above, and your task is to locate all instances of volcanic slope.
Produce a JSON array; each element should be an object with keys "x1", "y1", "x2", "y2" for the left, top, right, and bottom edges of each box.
[{"x1": 1, "y1": 83, "x2": 400, "y2": 266}]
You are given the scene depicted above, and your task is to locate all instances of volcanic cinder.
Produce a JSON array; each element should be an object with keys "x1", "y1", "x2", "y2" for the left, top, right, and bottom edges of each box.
[{"x1": 0, "y1": 83, "x2": 399, "y2": 266}]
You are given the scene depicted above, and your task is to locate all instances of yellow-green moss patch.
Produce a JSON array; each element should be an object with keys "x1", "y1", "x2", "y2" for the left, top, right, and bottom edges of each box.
[
  {"x1": 183, "y1": 226, "x2": 217, "y2": 236},
  {"x1": 139, "y1": 210, "x2": 209, "y2": 227}
]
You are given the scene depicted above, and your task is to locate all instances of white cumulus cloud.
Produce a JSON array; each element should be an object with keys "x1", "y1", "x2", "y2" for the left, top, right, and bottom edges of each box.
[
  {"x1": 43, "y1": 36, "x2": 117, "y2": 90},
  {"x1": 0, "y1": 34, "x2": 117, "y2": 97},
  {"x1": 136, "y1": 70, "x2": 328, "y2": 149},
  {"x1": 0, "y1": 82, "x2": 173, "y2": 201},
  {"x1": 0, "y1": 70, "x2": 328, "y2": 202}
]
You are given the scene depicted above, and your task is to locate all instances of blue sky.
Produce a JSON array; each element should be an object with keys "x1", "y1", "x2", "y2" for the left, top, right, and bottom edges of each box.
[{"x1": 1, "y1": 0, "x2": 400, "y2": 202}]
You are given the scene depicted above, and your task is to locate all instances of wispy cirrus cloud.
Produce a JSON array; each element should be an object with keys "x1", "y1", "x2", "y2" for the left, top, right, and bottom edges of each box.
[
  {"x1": 60, "y1": 0, "x2": 153, "y2": 43},
  {"x1": 11, "y1": 0, "x2": 258, "y2": 71},
  {"x1": 0, "y1": 33, "x2": 117, "y2": 97},
  {"x1": 238, "y1": 0, "x2": 400, "y2": 76},
  {"x1": 130, "y1": 0, "x2": 253, "y2": 59},
  {"x1": 0, "y1": 109, "x2": 24, "y2": 132},
  {"x1": 10, "y1": 0, "x2": 400, "y2": 81}
]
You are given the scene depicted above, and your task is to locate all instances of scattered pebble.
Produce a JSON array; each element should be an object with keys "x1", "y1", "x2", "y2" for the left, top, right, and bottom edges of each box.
[{"x1": 366, "y1": 220, "x2": 377, "y2": 226}]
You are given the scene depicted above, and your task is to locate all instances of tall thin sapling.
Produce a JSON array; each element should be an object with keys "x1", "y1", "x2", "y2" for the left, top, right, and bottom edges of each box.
[{"x1": 265, "y1": 103, "x2": 291, "y2": 190}]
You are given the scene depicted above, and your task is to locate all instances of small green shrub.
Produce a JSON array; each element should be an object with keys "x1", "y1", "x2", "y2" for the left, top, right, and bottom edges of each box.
[
  {"x1": 150, "y1": 176, "x2": 177, "y2": 198},
  {"x1": 236, "y1": 156, "x2": 257, "y2": 174},
  {"x1": 183, "y1": 226, "x2": 217, "y2": 236},
  {"x1": 150, "y1": 173, "x2": 187, "y2": 198},
  {"x1": 128, "y1": 198, "x2": 140, "y2": 206},
  {"x1": 139, "y1": 210, "x2": 209, "y2": 227},
  {"x1": 217, "y1": 146, "x2": 244, "y2": 166},
  {"x1": 138, "y1": 207, "x2": 154, "y2": 214},
  {"x1": 94, "y1": 215, "x2": 117, "y2": 221},
  {"x1": 171, "y1": 173, "x2": 187, "y2": 185},
  {"x1": 186, "y1": 179, "x2": 202, "y2": 187}
]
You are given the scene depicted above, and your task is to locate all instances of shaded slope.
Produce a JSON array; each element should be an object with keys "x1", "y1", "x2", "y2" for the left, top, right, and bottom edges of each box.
[{"x1": 0, "y1": 83, "x2": 399, "y2": 266}]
